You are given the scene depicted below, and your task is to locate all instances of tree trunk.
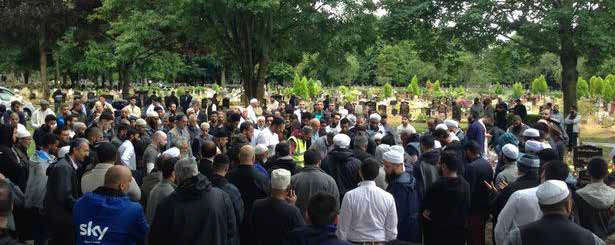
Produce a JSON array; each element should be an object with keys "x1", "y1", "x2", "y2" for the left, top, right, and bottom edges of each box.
[
  {"x1": 39, "y1": 40, "x2": 49, "y2": 100},
  {"x1": 255, "y1": 54, "x2": 269, "y2": 105},
  {"x1": 558, "y1": 4, "x2": 578, "y2": 116},
  {"x1": 55, "y1": 52, "x2": 60, "y2": 83},
  {"x1": 23, "y1": 71, "x2": 30, "y2": 85},
  {"x1": 221, "y1": 64, "x2": 226, "y2": 85},
  {"x1": 120, "y1": 64, "x2": 130, "y2": 98}
]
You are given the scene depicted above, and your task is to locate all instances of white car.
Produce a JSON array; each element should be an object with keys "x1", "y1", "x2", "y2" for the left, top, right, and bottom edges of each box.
[{"x1": 0, "y1": 87, "x2": 35, "y2": 121}]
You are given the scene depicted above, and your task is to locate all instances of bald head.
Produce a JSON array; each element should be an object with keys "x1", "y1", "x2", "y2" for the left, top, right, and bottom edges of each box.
[
  {"x1": 309, "y1": 119, "x2": 320, "y2": 129},
  {"x1": 239, "y1": 145, "x2": 255, "y2": 164},
  {"x1": 153, "y1": 131, "x2": 167, "y2": 148},
  {"x1": 104, "y1": 165, "x2": 132, "y2": 192}
]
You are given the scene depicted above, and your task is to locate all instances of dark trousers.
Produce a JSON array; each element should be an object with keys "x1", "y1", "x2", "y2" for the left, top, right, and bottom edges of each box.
[
  {"x1": 30, "y1": 208, "x2": 47, "y2": 245},
  {"x1": 467, "y1": 210, "x2": 488, "y2": 245}
]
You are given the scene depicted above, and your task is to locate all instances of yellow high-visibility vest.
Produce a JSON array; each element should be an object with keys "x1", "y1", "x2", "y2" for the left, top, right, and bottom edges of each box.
[{"x1": 289, "y1": 136, "x2": 306, "y2": 168}]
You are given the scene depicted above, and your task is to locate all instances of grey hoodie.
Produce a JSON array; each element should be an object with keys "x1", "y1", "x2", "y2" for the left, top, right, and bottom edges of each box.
[{"x1": 575, "y1": 182, "x2": 615, "y2": 239}]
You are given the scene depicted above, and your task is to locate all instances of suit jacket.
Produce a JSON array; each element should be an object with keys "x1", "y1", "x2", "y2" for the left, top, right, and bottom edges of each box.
[{"x1": 44, "y1": 157, "x2": 81, "y2": 229}]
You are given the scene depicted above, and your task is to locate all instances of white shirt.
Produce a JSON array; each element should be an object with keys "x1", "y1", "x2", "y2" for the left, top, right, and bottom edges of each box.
[
  {"x1": 251, "y1": 128, "x2": 262, "y2": 146},
  {"x1": 495, "y1": 187, "x2": 542, "y2": 245},
  {"x1": 31, "y1": 108, "x2": 55, "y2": 128},
  {"x1": 255, "y1": 127, "x2": 279, "y2": 157},
  {"x1": 118, "y1": 140, "x2": 137, "y2": 170},
  {"x1": 247, "y1": 105, "x2": 258, "y2": 123},
  {"x1": 325, "y1": 124, "x2": 341, "y2": 134},
  {"x1": 396, "y1": 124, "x2": 416, "y2": 135},
  {"x1": 337, "y1": 181, "x2": 398, "y2": 242}
]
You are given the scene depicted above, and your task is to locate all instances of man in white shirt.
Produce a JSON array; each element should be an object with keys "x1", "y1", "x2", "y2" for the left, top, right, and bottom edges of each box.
[
  {"x1": 31, "y1": 100, "x2": 55, "y2": 129},
  {"x1": 494, "y1": 160, "x2": 570, "y2": 245},
  {"x1": 247, "y1": 98, "x2": 259, "y2": 123},
  {"x1": 337, "y1": 158, "x2": 398, "y2": 243},
  {"x1": 123, "y1": 96, "x2": 142, "y2": 118},
  {"x1": 255, "y1": 117, "x2": 284, "y2": 157},
  {"x1": 118, "y1": 128, "x2": 137, "y2": 171},
  {"x1": 396, "y1": 114, "x2": 416, "y2": 143},
  {"x1": 294, "y1": 100, "x2": 306, "y2": 122},
  {"x1": 325, "y1": 113, "x2": 341, "y2": 134}
]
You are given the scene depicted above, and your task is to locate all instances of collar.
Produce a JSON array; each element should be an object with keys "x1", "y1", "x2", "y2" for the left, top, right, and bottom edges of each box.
[
  {"x1": 93, "y1": 186, "x2": 126, "y2": 197},
  {"x1": 358, "y1": 180, "x2": 376, "y2": 187}
]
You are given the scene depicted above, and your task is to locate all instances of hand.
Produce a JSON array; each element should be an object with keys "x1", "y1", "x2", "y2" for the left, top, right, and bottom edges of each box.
[
  {"x1": 497, "y1": 180, "x2": 509, "y2": 190},
  {"x1": 285, "y1": 189, "x2": 297, "y2": 205},
  {"x1": 422, "y1": 210, "x2": 432, "y2": 221},
  {"x1": 483, "y1": 180, "x2": 499, "y2": 193},
  {"x1": 0, "y1": 173, "x2": 5, "y2": 180}
]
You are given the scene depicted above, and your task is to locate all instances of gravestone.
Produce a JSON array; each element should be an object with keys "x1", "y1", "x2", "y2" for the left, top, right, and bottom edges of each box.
[
  {"x1": 400, "y1": 102, "x2": 410, "y2": 116},
  {"x1": 573, "y1": 145, "x2": 603, "y2": 168}
]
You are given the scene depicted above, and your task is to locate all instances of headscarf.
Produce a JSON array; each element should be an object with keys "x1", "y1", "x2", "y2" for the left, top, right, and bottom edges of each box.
[{"x1": 495, "y1": 132, "x2": 519, "y2": 154}]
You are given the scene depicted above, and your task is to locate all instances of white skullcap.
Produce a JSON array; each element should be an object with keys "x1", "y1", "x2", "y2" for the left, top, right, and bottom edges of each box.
[
  {"x1": 450, "y1": 134, "x2": 460, "y2": 142},
  {"x1": 522, "y1": 128, "x2": 540, "y2": 138},
  {"x1": 525, "y1": 140, "x2": 550, "y2": 153},
  {"x1": 200, "y1": 122, "x2": 210, "y2": 129},
  {"x1": 257, "y1": 116, "x2": 266, "y2": 121},
  {"x1": 373, "y1": 133, "x2": 384, "y2": 141},
  {"x1": 435, "y1": 123, "x2": 448, "y2": 131},
  {"x1": 444, "y1": 119, "x2": 459, "y2": 129},
  {"x1": 536, "y1": 180, "x2": 570, "y2": 205},
  {"x1": 369, "y1": 113, "x2": 381, "y2": 122},
  {"x1": 383, "y1": 150, "x2": 404, "y2": 164},
  {"x1": 333, "y1": 134, "x2": 351, "y2": 148},
  {"x1": 375, "y1": 144, "x2": 391, "y2": 161},
  {"x1": 390, "y1": 145, "x2": 405, "y2": 155},
  {"x1": 537, "y1": 119, "x2": 550, "y2": 125},
  {"x1": 162, "y1": 147, "x2": 180, "y2": 158},
  {"x1": 17, "y1": 126, "x2": 31, "y2": 138},
  {"x1": 136, "y1": 119, "x2": 147, "y2": 126},
  {"x1": 146, "y1": 111, "x2": 159, "y2": 118},
  {"x1": 610, "y1": 148, "x2": 615, "y2": 160},
  {"x1": 250, "y1": 98, "x2": 258, "y2": 104},
  {"x1": 58, "y1": 146, "x2": 70, "y2": 159},
  {"x1": 271, "y1": 169, "x2": 291, "y2": 190},
  {"x1": 502, "y1": 144, "x2": 519, "y2": 160},
  {"x1": 255, "y1": 144, "x2": 269, "y2": 155},
  {"x1": 186, "y1": 108, "x2": 195, "y2": 114},
  {"x1": 434, "y1": 140, "x2": 442, "y2": 149}
]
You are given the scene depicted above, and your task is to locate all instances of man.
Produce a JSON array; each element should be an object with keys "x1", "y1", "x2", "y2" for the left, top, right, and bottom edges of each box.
[
  {"x1": 254, "y1": 144, "x2": 270, "y2": 177},
  {"x1": 81, "y1": 142, "x2": 141, "y2": 201},
  {"x1": 422, "y1": 150, "x2": 471, "y2": 245},
  {"x1": 165, "y1": 91, "x2": 179, "y2": 110},
  {"x1": 413, "y1": 135, "x2": 441, "y2": 199},
  {"x1": 503, "y1": 180, "x2": 604, "y2": 245},
  {"x1": 445, "y1": 119, "x2": 465, "y2": 142},
  {"x1": 98, "y1": 112, "x2": 114, "y2": 141},
  {"x1": 186, "y1": 114, "x2": 201, "y2": 141},
  {"x1": 146, "y1": 157, "x2": 177, "y2": 224},
  {"x1": 166, "y1": 103, "x2": 178, "y2": 120},
  {"x1": 367, "y1": 113, "x2": 386, "y2": 137},
  {"x1": 45, "y1": 138, "x2": 89, "y2": 245},
  {"x1": 321, "y1": 134, "x2": 361, "y2": 198},
  {"x1": 289, "y1": 193, "x2": 351, "y2": 245},
  {"x1": 149, "y1": 159, "x2": 237, "y2": 245},
  {"x1": 470, "y1": 98, "x2": 484, "y2": 119},
  {"x1": 256, "y1": 117, "x2": 284, "y2": 157},
  {"x1": 179, "y1": 92, "x2": 192, "y2": 115},
  {"x1": 2, "y1": 101, "x2": 25, "y2": 126},
  {"x1": 249, "y1": 169, "x2": 304, "y2": 245},
  {"x1": 247, "y1": 98, "x2": 259, "y2": 123},
  {"x1": 227, "y1": 145, "x2": 269, "y2": 243},
  {"x1": 467, "y1": 114, "x2": 493, "y2": 156},
  {"x1": 495, "y1": 144, "x2": 520, "y2": 186},
  {"x1": 495, "y1": 160, "x2": 571, "y2": 245},
  {"x1": 337, "y1": 158, "x2": 397, "y2": 243},
  {"x1": 197, "y1": 140, "x2": 217, "y2": 177},
  {"x1": 396, "y1": 115, "x2": 416, "y2": 142},
  {"x1": 31, "y1": 100, "x2": 55, "y2": 129},
  {"x1": 214, "y1": 129, "x2": 229, "y2": 155},
  {"x1": 167, "y1": 115, "x2": 191, "y2": 153},
  {"x1": 124, "y1": 96, "x2": 141, "y2": 118},
  {"x1": 383, "y1": 150, "x2": 421, "y2": 244},
  {"x1": 325, "y1": 113, "x2": 341, "y2": 134},
  {"x1": 0, "y1": 179, "x2": 22, "y2": 245},
  {"x1": 292, "y1": 150, "x2": 339, "y2": 214},
  {"x1": 267, "y1": 142, "x2": 298, "y2": 174},
  {"x1": 574, "y1": 157, "x2": 615, "y2": 240},
  {"x1": 34, "y1": 114, "x2": 57, "y2": 148},
  {"x1": 512, "y1": 99, "x2": 527, "y2": 122},
  {"x1": 294, "y1": 100, "x2": 307, "y2": 122},
  {"x1": 289, "y1": 126, "x2": 311, "y2": 168},
  {"x1": 192, "y1": 122, "x2": 213, "y2": 161},
  {"x1": 142, "y1": 131, "x2": 167, "y2": 175},
  {"x1": 507, "y1": 115, "x2": 530, "y2": 144},
  {"x1": 25, "y1": 134, "x2": 59, "y2": 244},
  {"x1": 463, "y1": 140, "x2": 494, "y2": 245},
  {"x1": 210, "y1": 155, "x2": 244, "y2": 245},
  {"x1": 227, "y1": 121, "x2": 254, "y2": 164},
  {"x1": 351, "y1": 131, "x2": 372, "y2": 162},
  {"x1": 118, "y1": 128, "x2": 137, "y2": 171},
  {"x1": 74, "y1": 166, "x2": 148, "y2": 244}
]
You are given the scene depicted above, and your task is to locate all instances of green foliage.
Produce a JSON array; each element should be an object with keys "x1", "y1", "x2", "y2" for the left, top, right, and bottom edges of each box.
[
  {"x1": 212, "y1": 84, "x2": 221, "y2": 92},
  {"x1": 383, "y1": 83, "x2": 393, "y2": 98},
  {"x1": 577, "y1": 77, "x2": 589, "y2": 98},
  {"x1": 494, "y1": 83, "x2": 504, "y2": 95},
  {"x1": 530, "y1": 75, "x2": 548, "y2": 95},
  {"x1": 433, "y1": 80, "x2": 441, "y2": 92},
  {"x1": 603, "y1": 75, "x2": 615, "y2": 102},
  {"x1": 512, "y1": 83, "x2": 525, "y2": 98},
  {"x1": 407, "y1": 75, "x2": 420, "y2": 96},
  {"x1": 589, "y1": 76, "x2": 604, "y2": 98},
  {"x1": 307, "y1": 79, "x2": 322, "y2": 99},
  {"x1": 291, "y1": 73, "x2": 310, "y2": 99}
]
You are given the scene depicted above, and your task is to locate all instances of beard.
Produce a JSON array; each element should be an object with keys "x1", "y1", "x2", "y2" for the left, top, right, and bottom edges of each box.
[{"x1": 385, "y1": 172, "x2": 401, "y2": 184}]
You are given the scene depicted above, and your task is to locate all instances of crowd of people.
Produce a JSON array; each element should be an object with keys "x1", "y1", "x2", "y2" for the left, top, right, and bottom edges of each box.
[{"x1": 0, "y1": 91, "x2": 613, "y2": 245}]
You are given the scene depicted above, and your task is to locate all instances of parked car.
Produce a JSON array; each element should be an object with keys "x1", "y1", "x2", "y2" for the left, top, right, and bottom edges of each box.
[{"x1": 0, "y1": 87, "x2": 35, "y2": 121}]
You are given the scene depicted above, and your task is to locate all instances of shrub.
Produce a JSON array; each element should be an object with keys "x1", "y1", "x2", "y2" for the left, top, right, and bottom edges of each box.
[
  {"x1": 407, "y1": 75, "x2": 420, "y2": 96},
  {"x1": 512, "y1": 82, "x2": 524, "y2": 98},
  {"x1": 307, "y1": 79, "x2": 322, "y2": 99},
  {"x1": 589, "y1": 76, "x2": 604, "y2": 98},
  {"x1": 494, "y1": 83, "x2": 504, "y2": 95},
  {"x1": 577, "y1": 77, "x2": 589, "y2": 98},
  {"x1": 291, "y1": 73, "x2": 309, "y2": 99},
  {"x1": 383, "y1": 82, "x2": 393, "y2": 98},
  {"x1": 530, "y1": 75, "x2": 548, "y2": 95},
  {"x1": 602, "y1": 75, "x2": 615, "y2": 102},
  {"x1": 433, "y1": 80, "x2": 441, "y2": 92},
  {"x1": 212, "y1": 84, "x2": 221, "y2": 93}
]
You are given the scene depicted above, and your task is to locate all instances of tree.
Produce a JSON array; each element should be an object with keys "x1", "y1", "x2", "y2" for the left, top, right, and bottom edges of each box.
[
  {"x1": 407, "y1": 75, "x2": 420, "y2": 96},
  {"x1": 577, "y1": 77, "x2": 589, "y2": 98},
  {"x1": 531, "y1": 75, "x2": 548, "y2": 97},
  {"x1": 603, "y1": 74, "x2": 615, "y2": 102},
  {"x1": 512, "y1": 82, "x2": 525, "y2": 98},
  {"x1": 589, "y1": 76, "x2": 604, "y2": 98},
  {"x1": 383, "y1": 82, "x2": 393, "y2": 98},
  {"x1": 382, "y1": 0, "x2": 615, "y2": 115}
]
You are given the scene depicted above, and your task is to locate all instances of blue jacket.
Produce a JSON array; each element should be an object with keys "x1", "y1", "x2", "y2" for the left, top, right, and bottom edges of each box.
[
  {"x1": 466, "y1": 120, "x2": 486, "y2": 152},
  {"x1": 386, "y1": 172, "x2": 421, "y2": 243},
  {"x1": 73, "y1": 187, "x2": 148, "y2": 245}
]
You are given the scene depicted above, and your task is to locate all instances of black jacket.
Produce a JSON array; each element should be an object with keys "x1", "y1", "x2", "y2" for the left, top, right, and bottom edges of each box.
[
  {"x1": 149, "y1": 174, "x2": 237, "y2": 245},
  {"x1": 492, "y1": 173, "x2": 540, "y2": 220},
  {"x1": 464, "y1": 157, "x2": 494, "y2": 211},
  {"x1": 352, "y1": 148, "x2": 372, "y2": 163},
  {"x1": 227, "y1": 165, "x2": 269, "y2": 244},
  {"x1": 574, "y1": 182, "x2": 615, "y2": 240},
  {"x1": 289, "y1": 225, "x2": 351, "y2": 245},
  {"x1": 519, "y1": 214, "x2": 598, "y2": 245},
  {"x1": 44, "y1": 157, "x2": 81, "y2": 230},
  {"x1": 321, "y1": 148, "x2": 361, "y2": 198},
  {"x1": 413, "y1": 149, "x2": 441, "y2": 200},
  {"x1": 210, "y1": 174, "x2": 244, "y2": 245},
  {"x1": 267, "y1": 156, "x2": 298, "y2": 175}
]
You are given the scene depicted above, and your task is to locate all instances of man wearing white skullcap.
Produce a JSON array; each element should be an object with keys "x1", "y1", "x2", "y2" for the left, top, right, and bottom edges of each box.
[
  {"x1": 162, "y1": 147, "x2": 180, "y2": 159},
  {"x1": 247, "y1": 98, "x2": 259, "y2": 123},
  {"x1": 250, "y1": 168, "x2": 305, "y2": 245},
  {"x1": 495, "y1": 144, "x2": 520, "y2": 186},
  {"x1": 524, "y1": 140, "x2": 551, "y2": 154},
  {"x1": 495, "y1": 160, "x2": 571, "y2": 245},
  {"x1": 321, "y1": 133, "x2": 362, "y2": 198},
  {"x1": 14, "y1": 126, "x2": 32, "y2": 164},
  {"x1": 368, "y1": 113, "x2": 386, "y2": 138},
  {"x1": 373, "y1": 133, "x2": 384, "y2": 144},
  {"x1": 503, "y1": 179, "x2": 604, "y2": 245},
  {"x1": 382, "y1": 151, "x2": 421, "y2": 243},
  {"x1": 445, "y1": 119, "x2": 465, "y2": 141},
  {"x1": 522, "y1": 128, "x2": 540, "y2": 140},
  {"x1": 435, "y1": 123, "x2": 448, "y2": 131}
]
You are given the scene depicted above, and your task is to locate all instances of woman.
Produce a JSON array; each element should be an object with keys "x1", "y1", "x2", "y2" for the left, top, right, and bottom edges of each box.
[
  {"x1": 0, "y1": 125, "x2": 27, "y2": 191},
  {"x1": 565, "y1": 105, "x2": 580, "y2": 149}
]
